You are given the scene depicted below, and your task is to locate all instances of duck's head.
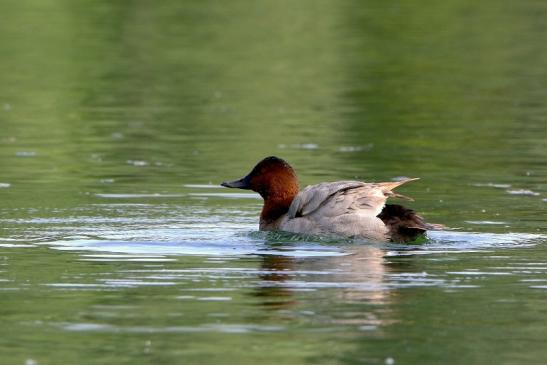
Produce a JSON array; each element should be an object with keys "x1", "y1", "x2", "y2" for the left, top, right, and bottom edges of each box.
[{"x1": 221, "y1": 156, "x2": 299, "y2": 200}]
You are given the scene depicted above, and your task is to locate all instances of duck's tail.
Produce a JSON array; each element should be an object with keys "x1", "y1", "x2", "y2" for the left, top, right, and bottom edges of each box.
[
  {"x1": 376, "y1": 178, "x2": 446, "y2": 242},
  {"x1": 378, "y1": 204, "x2": 445, "y2": 242},
  {"x1": 377, "y1": 178, "x2": 419, "y2": 201}
]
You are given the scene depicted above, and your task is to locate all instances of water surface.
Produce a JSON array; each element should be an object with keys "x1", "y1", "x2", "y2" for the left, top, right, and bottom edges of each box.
[{"x1": 1, "y1": 1, "x2": 546, "y2": 364}]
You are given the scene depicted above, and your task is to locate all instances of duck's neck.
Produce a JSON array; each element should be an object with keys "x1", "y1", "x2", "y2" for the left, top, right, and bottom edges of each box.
[{"x1": 259, "y1": 189, "x2": 298, "y2": 230}]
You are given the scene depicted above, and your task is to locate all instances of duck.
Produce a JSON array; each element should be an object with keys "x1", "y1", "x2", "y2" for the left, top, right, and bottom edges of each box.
[{"x1": 221, "y1": 156, "x2": 441, "y2": 243}]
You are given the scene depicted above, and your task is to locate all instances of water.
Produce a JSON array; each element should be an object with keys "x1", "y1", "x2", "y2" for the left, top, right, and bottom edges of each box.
[{"x1": 1, "y1": 1, "x2": 546, "y2": 364}]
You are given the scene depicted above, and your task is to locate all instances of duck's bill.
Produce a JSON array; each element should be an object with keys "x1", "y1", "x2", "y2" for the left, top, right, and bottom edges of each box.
[{"x1": 220, "y1": 176, "x2": 251, "y2": 189}]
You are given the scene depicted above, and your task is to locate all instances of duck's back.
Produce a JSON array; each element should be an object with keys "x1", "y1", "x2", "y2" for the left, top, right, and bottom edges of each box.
[{"x1": 280, "y1": 181, "x2": 391, "y2": 241}]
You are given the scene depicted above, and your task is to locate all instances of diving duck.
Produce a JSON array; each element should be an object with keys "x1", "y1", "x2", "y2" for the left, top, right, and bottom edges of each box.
[{"x1": 221, "y1": 156, "x2": 440, "y2": 243}]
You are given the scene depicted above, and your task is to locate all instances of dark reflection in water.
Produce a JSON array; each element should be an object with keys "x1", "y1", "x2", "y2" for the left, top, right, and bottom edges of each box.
[
  {"x1": 255, "y1": 242, "x2": 399, "y2": 313},
  {"x1": 256, "y1": 255, "x2": 298, "y2": 309}
]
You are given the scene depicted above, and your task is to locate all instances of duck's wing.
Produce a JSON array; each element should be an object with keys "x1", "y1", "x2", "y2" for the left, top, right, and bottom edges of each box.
[
  {"x1": 288, "y1": 181, "x2": 364, "y2": 219},
  {"x1": 288, "y1": 179, "x2": 419, "y2": 220}
]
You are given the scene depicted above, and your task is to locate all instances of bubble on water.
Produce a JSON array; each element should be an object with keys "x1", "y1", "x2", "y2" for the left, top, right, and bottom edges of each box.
[
  {"x1": 111, "y1": 132, "x2": 124, "y2": 139},
  {"x1": 385, "y1": 357, "x2": 395, "y2": 365},
  {"x1": 3, "y1": 103, "x2": 11, "y2": 111},
  {"x1": 0, "y1": 183, "x2": 10, "y2": 188},
  {"x1": 25, "y1": 359, "x2": 37, "y2": 365}
]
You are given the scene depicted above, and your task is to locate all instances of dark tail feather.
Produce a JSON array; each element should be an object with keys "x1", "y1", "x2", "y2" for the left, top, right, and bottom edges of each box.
[{"x1": 378, "y1": 204, "x2": 442, "y2": 243}]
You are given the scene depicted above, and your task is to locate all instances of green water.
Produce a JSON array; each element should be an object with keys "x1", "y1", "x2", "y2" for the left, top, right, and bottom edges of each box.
[{"x1": 1, "y1": 1, "x2": 546, "y2": 364}]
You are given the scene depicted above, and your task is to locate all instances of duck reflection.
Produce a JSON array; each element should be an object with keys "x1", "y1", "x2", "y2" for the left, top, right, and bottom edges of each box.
[
  {"x1": 254, "y1": 255, "x2": 298, "y2": 309},
  {"x1": 254, "y1": 244, "x2": 403, "y2": 310}
]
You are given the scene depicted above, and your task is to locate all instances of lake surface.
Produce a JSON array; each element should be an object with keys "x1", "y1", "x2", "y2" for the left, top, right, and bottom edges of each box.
[{"x1": 1, "y1": 1, "x2": 546, "y2": 364}]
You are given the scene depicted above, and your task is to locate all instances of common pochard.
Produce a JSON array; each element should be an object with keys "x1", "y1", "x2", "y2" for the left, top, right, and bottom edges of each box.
[{"x1": 221, "y1": 156, "x2": 440, "y2": 242}]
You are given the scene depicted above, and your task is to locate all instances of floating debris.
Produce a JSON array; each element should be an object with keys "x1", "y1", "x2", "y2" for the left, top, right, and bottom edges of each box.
[
  {"x1": 506, "y1": 189, "x2": 540, "y2": 196},
  {"x1": 0, "y1": 183, "x2": 10, "y2": 188}
]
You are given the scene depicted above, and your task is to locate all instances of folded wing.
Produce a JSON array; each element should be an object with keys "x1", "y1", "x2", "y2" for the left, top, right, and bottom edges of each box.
[{"x1": 288, "y1": 178, "x2": 419, "y2": 220}]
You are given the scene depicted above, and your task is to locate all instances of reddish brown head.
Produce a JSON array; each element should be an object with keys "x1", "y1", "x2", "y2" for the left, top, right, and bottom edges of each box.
[{"x1": 221, "y1": 156, "x2": 299, "y2": 224}]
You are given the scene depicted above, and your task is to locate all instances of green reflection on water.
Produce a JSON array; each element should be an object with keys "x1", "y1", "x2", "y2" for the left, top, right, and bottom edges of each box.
[{"x1": 0, "y1": 1, "x2": 546, "y2": 364}]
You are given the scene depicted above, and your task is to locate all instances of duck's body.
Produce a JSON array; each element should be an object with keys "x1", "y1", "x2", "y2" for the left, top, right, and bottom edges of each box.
[
  {"x1": 221, "y1": 156, "x2": 440, "y2": 243},
  {"x1": 266, "y1": 180, "x2": 417, "y2": 242}
]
